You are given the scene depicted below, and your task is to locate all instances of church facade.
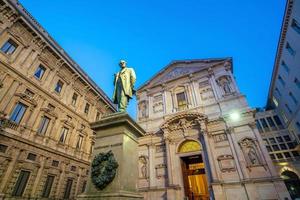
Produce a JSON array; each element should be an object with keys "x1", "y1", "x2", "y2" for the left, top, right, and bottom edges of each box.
[{"x1": 136, "y1": 58, "x2": 290, "y2": 200}]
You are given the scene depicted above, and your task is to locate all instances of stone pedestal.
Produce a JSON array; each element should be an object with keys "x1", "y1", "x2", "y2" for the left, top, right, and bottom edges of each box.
[{"x1": 77, "y1": 112, "x2": 145, "y2": 200}]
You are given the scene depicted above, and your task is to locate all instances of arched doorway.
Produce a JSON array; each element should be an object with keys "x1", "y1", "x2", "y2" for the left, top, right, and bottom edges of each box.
[
  {"x1": 178, "y1": 140, "x2": 209, "y2": 200},
  {"x1": 281, "y1": 170, "x2": 300, "y2": 199}
]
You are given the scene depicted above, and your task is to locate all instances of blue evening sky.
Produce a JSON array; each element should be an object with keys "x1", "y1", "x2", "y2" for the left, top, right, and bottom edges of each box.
[{"x1": 20, "y1": 0, "x2": 286, "y2": 118}]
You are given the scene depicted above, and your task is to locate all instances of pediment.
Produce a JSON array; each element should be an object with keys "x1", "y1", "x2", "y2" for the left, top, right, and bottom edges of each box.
[{"x1": 138, "y1": 58, "x2": 231, "y2": 91}]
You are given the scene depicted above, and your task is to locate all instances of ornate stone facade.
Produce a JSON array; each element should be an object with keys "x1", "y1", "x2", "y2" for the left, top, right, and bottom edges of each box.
[
  {"x1": 137, "y1": 58, "x2": 291, "y2": 199},
  {"x1": 0, "y1": 0, "x2": 116, "y2": 199}
]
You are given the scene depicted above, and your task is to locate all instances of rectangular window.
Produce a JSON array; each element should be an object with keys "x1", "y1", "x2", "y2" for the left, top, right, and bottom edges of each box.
[
  {"x1": 294, "y1": 78, "x2": 300, "y2": 89},
  {"x1": 176, "y1": 92, "x2": 187, "y2": 111},
  {"x1": 1, "y1": 39, "x2": 18, "y2": 55},
  {"x1": 260, "y1": 118, "x2": 269, "y2": 131},
  {"x1": 289, "y1": 92, "x2": 298, "y2": 105},
  {"x1": 272, "y1": 96, "x2": 279, "y2": 107},
  {"x1": 278, "y1": 75, "x2": 285, "y2": 86},
  {"x1": 283, "y1": 135, "x2": 291, "y2": 142},
  {"x1": 266, "y1": 146, "x2": 272, "y2": 152},
  {"x1": 296, "y1": 122, "x2": 300, "y2": 131},
  {"x1": 96, "y1": 112, "x2": 101, "y2": 121},
  {"x1": 59, "y1": 127, "x2": 69, "y2": 143},
  {"x1": 276, "y1": 136, "x2": 283, "y2": 143},
  {"x1": 81, "y1": 181, "x2": 87, "y2": 193},
  {"x1": 63, "y1": 179, "x2": 73, "y2": 199},
  {"x1": 292, "y1": 18, "x2": 300, "y2": 34},
  {"x1": 27, "y1": 153, "x2": 36, "y2": 161},
  {"x1": 37, "y1": 116, "x2": 50, "y2": 135},
  {"x1": 76, "y1": 135, "x2": 83, "y2": 149},
  {"x1": 52, "y1": 160, "x2": 59, "y2": 167},
  {"x1": 284, "y1": 152, "x2": 292, "y2": 158},
  {"x1": 273, "y1": 115, "x2": 283, "y2": 127},
  {"x1": 255, "y1": 120, "x2": 263, "y2": 132},
  {"x1": 276, "y1": 153, "x2": 283, "y2": 159},
  {"x1": 272, "y1": 145, "x2": 280, "y2": 151},
  {"x1": 269, "y1": 138, "x2": 276, "y2": 144},
  {"x1": 270, "y1": 154, "x2": 276, "y2": 160},
  {"x1": 10, "y1": 102, "x2": 27, "y2": 124},
  {"x1": 280, "y1": 143, "x2": 288, "y2": 150},
  {"x1": 42, "y1": 175, "x2": 55, "y2": 198},
  {"x1": 285, "y1": 103, "x2": 292, "y2": 114},
  {"x1": 84, "y1": 103, "x2": 90, "y2": 114},
  {"x1": 54, "y1": 80, "x2": 63, "y2": 93},
  {"x1": 0, "y1": 144, "x2": 8, "y2": 153},
  {"x1": 71, "y1": 93, "x2": 78, "y2": 106},
  {"x1": 292, "y1": 151, "x2": 299, "y2": 157},
  {"x1": 275, "y1": 88, "x2": 281, "y2": 96},
  {"x1": 266, "y1": 117, "x2": 276, "y2": 128},
  {"x1": 12, "y1": 170, "x2": 30, "y2": 196},
  {"x1": 34, "y1": 65, "x2": 46, "y2": 80},
  {"x1": 287, "y1": 142, "x2": 296, "y2": 149},
  {"x1": 281, "y1": 61, "x2": 290, "y2": 73},
  {"x1": 286, "y1": 42, "x2": 296, "y2": 56},
  {"x1": 71, "y1": 166, "x2": 76, "y2": 172}
]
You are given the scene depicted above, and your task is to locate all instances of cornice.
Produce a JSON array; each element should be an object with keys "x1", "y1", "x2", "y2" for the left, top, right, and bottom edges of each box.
[
  {"x1": 137, "y1": 57, "x2": 232, "y2": 92},
  {"x1": 267, "y1": 0, "x2": 294, "y2": 107}
]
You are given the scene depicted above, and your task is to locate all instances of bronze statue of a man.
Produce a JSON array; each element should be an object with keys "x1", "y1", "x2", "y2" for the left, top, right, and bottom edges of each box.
[{"x1": 112, "y1": 60, "x2": 136, "y2": 112}]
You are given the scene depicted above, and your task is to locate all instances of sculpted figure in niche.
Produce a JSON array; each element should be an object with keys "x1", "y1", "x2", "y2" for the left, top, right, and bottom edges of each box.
[
  {"x1": 223, "y1": 80, "x2": 231, "y2": 94},
  {"x1": 247, "y1": 146, "x2": 259, "y2": 165},
  {"x1": 139, "y1": 101, "x2": 148, "y2": 119},
  {"x1": 139, "y1": 156, "x2": 148, "y2": 178},
  {"x1": 217, "y1": 76, "x2": 233, "y2": 95},
  {"x1": 239, "y1": 138, "x2": 261, "y2": 166}
]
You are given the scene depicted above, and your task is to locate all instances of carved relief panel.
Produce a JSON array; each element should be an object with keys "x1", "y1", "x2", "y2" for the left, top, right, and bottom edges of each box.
[
  {"x1": 153, "y1": 94, "x2": 163, "y2": 113},
  {"x1": 217, "y1": 155, "x2": 236, "y2": 172},
  {"x1": 155, "y1": 164, "x2": 167, "y2": 178},
  {"x1": 213, "y1": 132, "x2": 228, "y2": 143}
]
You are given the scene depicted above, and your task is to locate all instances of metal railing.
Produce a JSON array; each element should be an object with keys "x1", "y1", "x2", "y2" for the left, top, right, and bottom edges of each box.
[{"x1": 0, "y1": 118, "x2": 19, "y2": 130}]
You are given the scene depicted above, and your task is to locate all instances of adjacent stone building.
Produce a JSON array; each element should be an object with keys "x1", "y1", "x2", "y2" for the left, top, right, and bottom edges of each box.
[
  {"x1": 267, "y1": 0, "x2": 300, "y2": 141},
  {"x1": 255, "y1": 109, "x2": 300, "y2": 199},
  {"x1": 136, "y1": 58, "x2": 290, "y2": 199},
  {"x1": 0, "y1": 0, "x2": 116, "y2": 199},
  {"x1": 254, "y1": 0, "x2": 300, "y2": 198}
]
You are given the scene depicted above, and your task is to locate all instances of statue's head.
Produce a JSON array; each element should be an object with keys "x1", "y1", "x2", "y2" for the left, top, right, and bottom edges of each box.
[{"x1": 119, "y1": 60, "x2": 127, "y2": 68}]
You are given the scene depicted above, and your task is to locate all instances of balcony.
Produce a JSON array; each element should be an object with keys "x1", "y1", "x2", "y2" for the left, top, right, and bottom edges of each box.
[{"x1": 0, "y1": 118, "x2": 19, "y2": 130}]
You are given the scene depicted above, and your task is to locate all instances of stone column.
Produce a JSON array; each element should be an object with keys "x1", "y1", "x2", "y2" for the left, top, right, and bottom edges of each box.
[
  {"x1": 77, "y1": 112, "x2": 144, "y2": 200},
  {"x1": 148, "y1": 144, "x2": 156, "y2": 187},
  {"x1": 55, "y1": 162, "x2": 67, "y2": 199},
  {"x1": 164, "y1": 138, "x2": 173, "y2": 186},
  {"x1": 74, "y1": 167, "x2": 83, "y2": 197},
  {"x1": 30, "y1": 156, "x2": 47, "y2": 197},
  {"x1": 0, "y1": 147, "x2": 21, "y2": 198},
  {"x1": 202, "y1": 131, "x2": 219, "y2": 183},
  {"x1": 171, "y1": 93, "x2": 176, "y2": 112}
]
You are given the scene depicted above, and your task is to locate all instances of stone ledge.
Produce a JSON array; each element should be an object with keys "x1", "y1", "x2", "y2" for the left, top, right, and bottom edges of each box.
[{"x1": 77, "y1": 190, "x2": 143, "y2": 200}]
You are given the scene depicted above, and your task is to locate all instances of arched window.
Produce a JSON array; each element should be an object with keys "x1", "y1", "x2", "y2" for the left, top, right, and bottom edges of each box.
[{"x1": 281, "y1": 170, "x2": 300, "y2": 199}]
